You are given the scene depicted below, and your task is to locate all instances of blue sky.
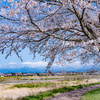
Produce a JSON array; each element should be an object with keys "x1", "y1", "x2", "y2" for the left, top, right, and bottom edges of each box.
[
  {"x1": 0, "y1": 49, "x2": 82, "y2": 68},
  {"x1": 0, "y1": 48, "x2": 92, "y2": 68},
  {"x1": 0, "y1": 47, "x2": 78, "y2": 65},
  {"x1": 0, "y1": 48, "x2": 43, "y2": 65}
]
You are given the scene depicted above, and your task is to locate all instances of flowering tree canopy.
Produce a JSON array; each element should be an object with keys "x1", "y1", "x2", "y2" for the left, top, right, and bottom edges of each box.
[{"x1": 0, "y1": 0, "x2": 100, "y2": 71}]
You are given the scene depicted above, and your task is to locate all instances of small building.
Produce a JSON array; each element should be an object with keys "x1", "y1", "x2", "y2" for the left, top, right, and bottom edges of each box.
[{"x1": 0, "y1": 73, "x2": 4, "y2": 77}]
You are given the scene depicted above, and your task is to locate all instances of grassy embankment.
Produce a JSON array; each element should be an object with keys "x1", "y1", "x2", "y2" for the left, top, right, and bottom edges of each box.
[
  {"x1": 18, "y1": 82, "x2": 100, "y2": 100},
  {"x1": 0, "y1": 75, "x2": 98, "y2": 82},
  {"x1": 81, "y1": 88, "x2": 100, "y2": 100},
  {"x1": 0, "y1": 76, "x2": 64, "y2": 82},
  {"x1": 11, "y1": 76, "x2": 89, "y2": 89},
  {"x1": 11, "y1": 82, "x2": 57, "y2": 88},
  {"x1": 0, "y1": 76, "x2": 23, "y2": 82}
]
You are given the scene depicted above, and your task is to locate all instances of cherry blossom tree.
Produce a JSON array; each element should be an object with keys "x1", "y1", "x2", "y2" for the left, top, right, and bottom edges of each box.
[{"x1": 0, "y1": 0, "x2": 100, "y2": 71}]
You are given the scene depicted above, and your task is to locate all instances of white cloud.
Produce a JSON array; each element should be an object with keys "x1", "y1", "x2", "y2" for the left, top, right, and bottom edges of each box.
[
  {"x1": 7, "y1": 60, "x2": 85, "y2": 68},
  {"x1": 52, "y1": 61, "x2": 81, "y2": 68},
  {"x1": 22, "y1": 61, "x2": 67, "y2": 68},
  {"x1": 0, "y1": 60, "x2": 94, "y2": 72},
  {"x1": 9, "y1": 61, "x2": 16, "y2": 64},
  {"x1": 22, "y1": 61, "x2": 48, "y2": 68},
  {"x1": 70, "y1": 61, "x2": 81, "y2": 68}
]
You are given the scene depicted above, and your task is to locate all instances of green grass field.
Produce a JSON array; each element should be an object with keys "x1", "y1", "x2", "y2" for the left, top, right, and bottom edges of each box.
[{"x1": 81, "y1": 88, "x2": 100, "y2": 100}]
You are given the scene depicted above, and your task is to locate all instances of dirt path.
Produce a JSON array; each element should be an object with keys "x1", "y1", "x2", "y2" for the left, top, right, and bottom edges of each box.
[{"x1": 45, "y1": 84, "x2": 100, "y2": 100}]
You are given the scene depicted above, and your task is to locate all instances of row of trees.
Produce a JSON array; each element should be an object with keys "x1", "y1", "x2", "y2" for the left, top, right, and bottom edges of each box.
[{"x1": 0, "y1": 0, "x2": 100, "y2": 71}]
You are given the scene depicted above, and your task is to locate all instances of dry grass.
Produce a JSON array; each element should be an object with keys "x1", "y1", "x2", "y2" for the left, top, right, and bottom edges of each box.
[{"x1": 0, "y1": 85, "x2": 54, "y2": 100}]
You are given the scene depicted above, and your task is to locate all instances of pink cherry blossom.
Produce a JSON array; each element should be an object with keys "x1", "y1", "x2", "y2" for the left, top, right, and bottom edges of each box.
[{"x1": 0, "y1": 0, "x2": 100, "y2": 71}]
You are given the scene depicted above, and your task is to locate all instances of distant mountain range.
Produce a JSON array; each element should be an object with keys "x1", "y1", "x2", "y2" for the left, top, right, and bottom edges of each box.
[{"x1": 0, "y1": 64, "x2": 93, "y2": 73}]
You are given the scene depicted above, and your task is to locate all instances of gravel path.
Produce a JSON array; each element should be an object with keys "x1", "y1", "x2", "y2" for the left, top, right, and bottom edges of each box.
[{"x1": 45, "y1": 84, "x2": 100, "y2": 100}]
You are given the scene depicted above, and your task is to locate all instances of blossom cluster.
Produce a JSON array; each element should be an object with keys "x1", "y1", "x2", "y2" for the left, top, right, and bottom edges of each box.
[{"x1": 0, "y1": 0, "x2": 100, "y2": 69}]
